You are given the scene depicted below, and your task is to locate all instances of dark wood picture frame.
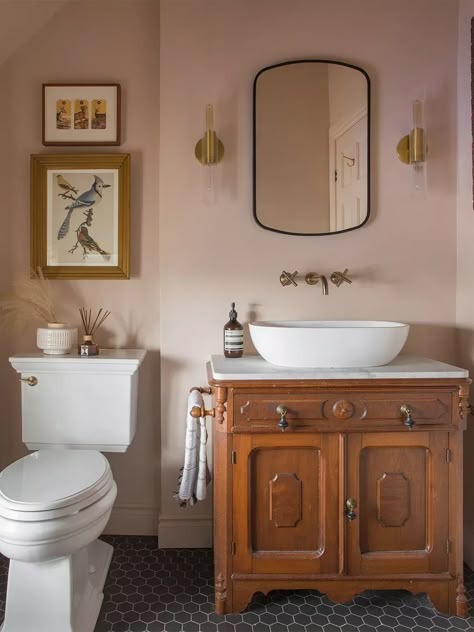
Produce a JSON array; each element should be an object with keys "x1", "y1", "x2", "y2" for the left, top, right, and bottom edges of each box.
[{"x1": 43, "y1": 83, "x2": 121, "y2": 146}]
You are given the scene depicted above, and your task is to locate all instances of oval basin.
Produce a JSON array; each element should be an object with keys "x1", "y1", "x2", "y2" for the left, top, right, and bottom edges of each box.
[{"x1": 249, "y1": 320, "x2": 410, "y2": 368}]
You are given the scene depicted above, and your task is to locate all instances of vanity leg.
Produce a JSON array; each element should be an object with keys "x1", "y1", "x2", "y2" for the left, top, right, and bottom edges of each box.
[
  {"x1": 456, "y1": 580, "x2": 468, "y2": 617},
  {"x1": 215, "y1": 572, "x2": 227, "y2": 615}
]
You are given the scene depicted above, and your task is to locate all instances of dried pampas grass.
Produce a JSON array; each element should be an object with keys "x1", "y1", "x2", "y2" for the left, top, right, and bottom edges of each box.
[{"x1": 0, "y1": 268, "x2": 57, "y2": 330}]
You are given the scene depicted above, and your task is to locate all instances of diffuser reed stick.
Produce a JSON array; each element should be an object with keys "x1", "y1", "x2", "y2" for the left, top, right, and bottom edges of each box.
[
  {"x1": 78, "y1": 307, "x2": 111, "y2": 356},
  {"x1": 79, "y1": 307, "x2": 111, "y2": 336}
]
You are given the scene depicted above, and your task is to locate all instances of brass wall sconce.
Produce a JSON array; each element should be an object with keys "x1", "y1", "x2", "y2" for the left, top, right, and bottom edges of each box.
[
  {"x1": 195, "y1": 104, "x2": 224, "y2": 164},
  {"x1": 195, "y1": 104, "x2": 224, "y2": 194},
  {"x1": 396, "y1": 99, "x2": 426, "y2": 190}
]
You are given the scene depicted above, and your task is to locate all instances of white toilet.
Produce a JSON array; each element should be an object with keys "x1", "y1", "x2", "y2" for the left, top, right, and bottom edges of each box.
[{"x1": 0, "y1": 349, "x2": 146, "y2": 632}]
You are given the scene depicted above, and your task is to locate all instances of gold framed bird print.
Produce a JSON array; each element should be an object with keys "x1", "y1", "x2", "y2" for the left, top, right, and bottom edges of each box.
[{"x1": 30, "y1": 154, "x2": 130, "y2": 279}]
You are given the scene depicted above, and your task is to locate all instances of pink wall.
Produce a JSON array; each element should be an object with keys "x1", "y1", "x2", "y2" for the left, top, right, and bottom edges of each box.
[
  {"x1": 0, "y1": 0, "x2": 465, "y2": 547},
  {"x1": 456, "y1": 0, "x2": 474, "y2": 569},
  {"x1": 0, "y1": 1, "x2": 161, "y2": 534},
  {"x1": 159, "y1": 0, "x2": 459, "y2": 545}
]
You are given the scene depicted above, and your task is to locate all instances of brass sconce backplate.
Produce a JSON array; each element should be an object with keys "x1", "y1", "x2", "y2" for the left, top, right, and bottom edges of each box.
[
  {"x1": 397, "y1": 128, "x2": 425, "y2": 165},
  {"x1": 396, "y1": 135, "x2": 410, "y2": 165},
  {"x1": 195, "y1": 135, "x2": 224, "y2": 165}
]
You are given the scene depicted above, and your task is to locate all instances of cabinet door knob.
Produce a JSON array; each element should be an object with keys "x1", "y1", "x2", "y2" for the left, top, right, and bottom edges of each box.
[
  {"x1": 345, "y1": 498, "x2": 357, "y2": 520},
  {"x1": 19, "y1": 376, "x2": 38, "y2": 386},
  {"x1": 276, "y1": 405, "x2": 289, "y2": 431},
  {"x1": 400, "y1": 404, "x2": 415, "y2": 430}
]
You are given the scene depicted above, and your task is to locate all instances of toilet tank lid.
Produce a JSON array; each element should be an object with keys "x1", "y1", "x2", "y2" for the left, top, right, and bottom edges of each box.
[
  {"x1": 9, "y1": 348, "x2": 146, "y2": 375},
  {"x1": 0, "y1": 450, "x2": 111, "y2": 511}
]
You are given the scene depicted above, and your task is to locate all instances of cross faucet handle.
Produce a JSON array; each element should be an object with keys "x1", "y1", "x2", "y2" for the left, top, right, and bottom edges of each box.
[
  {"x1": 330, "y1": 268, "x2": 352, "y2": 287},
  {"x1": 280, "y1": 270, "x2": 298, "y2": 287}
]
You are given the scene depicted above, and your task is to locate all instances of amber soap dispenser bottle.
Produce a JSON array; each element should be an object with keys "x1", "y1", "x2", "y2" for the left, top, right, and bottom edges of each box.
[{"x1": 224, "y1": 302, "x2": 243, "y2": 358}]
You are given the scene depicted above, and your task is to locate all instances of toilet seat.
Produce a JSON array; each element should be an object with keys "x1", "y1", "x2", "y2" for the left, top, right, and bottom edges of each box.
[{"x1": 0, "y1": 450, "x2": 114, "y2": 521}]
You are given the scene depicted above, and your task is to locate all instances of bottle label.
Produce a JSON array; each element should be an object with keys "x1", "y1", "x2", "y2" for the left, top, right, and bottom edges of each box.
[{"x1": 224, "y1": 329, "x2": 243, "y2": 351}]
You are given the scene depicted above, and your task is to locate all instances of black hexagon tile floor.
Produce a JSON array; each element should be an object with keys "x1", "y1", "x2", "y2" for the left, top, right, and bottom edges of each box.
[{"x1": 0, "y1": 536, "x2": 473, "y2": 631}]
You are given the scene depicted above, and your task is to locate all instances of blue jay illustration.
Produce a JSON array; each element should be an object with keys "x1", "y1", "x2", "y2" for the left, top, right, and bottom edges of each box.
[{"x1": 57, "y1": 175, "x2": 110, "y2": 240}]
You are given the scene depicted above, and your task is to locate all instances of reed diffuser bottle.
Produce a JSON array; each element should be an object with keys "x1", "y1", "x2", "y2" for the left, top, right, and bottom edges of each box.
[{"x1": 224, "y1": 302, "x2": 243, "y2": 358}]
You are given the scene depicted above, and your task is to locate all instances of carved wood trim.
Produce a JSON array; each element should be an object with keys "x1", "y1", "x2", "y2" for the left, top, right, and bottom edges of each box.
[
  {"x1": 456, "y1": 578, "x2": 468, "y2": 617},
  {"x1": 458, "y1": 383, "x2": 471, "y2": 430},
  {"x1": 215, "y1": 572, "x2": 227, "y2": 614},
  {"x1": 332, "y1": 400, "x2": 355, "y2": 419},
  {"x1": 215, "y1": 386, "x2": 227, "y2": 424}
]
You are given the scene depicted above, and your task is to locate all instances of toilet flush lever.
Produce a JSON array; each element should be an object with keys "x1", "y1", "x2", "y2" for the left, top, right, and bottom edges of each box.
[{"x1": 19, "y1": 376, "x2": 38, "y2": 386}]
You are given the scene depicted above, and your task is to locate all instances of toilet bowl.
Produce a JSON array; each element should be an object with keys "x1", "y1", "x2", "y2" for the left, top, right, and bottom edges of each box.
[{"x1": 0, "y1": 450, "x2": 117, "y2": 632}]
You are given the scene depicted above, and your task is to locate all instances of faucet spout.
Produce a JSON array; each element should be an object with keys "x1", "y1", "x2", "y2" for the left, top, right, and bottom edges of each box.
[
  {"x1": 304, "y1": 272, "x2": 329, "y2": 295},
  {"x1": 320, "y1": 275, "x2": 329, "y2": 295}
]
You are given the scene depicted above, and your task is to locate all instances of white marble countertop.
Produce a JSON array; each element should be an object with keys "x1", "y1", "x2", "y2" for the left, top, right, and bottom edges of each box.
[{"x1": 210, "y1": 354, "x2": 469, "y2": 381}]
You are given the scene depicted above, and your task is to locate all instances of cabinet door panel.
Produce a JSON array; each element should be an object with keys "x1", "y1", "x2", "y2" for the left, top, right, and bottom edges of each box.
[
  {"x1": 347, "y1": 432, "x2": 449, "y2": 575},
  {"x1": 233, "y1": 434, "x2": 340, "y2": 574}
]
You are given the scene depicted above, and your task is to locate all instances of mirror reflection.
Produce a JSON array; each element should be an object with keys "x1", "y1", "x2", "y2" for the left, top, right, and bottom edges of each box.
[{"x1": 253, "y1": 60, "x2": 370, "y2": 235}]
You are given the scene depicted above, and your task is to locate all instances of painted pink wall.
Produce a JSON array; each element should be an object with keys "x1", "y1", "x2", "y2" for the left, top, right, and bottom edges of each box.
[
  {"x1": 159, "y1": 0, "x2": 459, "y2": 546},
  {"x1": 0, "y1": 1, "x2": 161, "y2": 534},
  {"x1": 0, "y1": 0, "x2": 464, "y2": 546},
  {"x1": 0, "y1": 1, "x2": 67, "y2": 66},
  {"x1": 456, "y1": 0, "x2": 474, "y2": 569}
]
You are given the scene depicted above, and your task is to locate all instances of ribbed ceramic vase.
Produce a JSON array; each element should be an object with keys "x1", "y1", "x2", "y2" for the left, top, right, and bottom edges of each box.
[{"x1": 36, "y1": 323, "x2": 78, "y2": 355}]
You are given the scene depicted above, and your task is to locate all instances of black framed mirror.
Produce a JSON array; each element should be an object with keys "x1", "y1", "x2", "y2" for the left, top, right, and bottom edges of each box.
[{"x1": 253, "y1": 60, "x2": 370, "y2": 236}]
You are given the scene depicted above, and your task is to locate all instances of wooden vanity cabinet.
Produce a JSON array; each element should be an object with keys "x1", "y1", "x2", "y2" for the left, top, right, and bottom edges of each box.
[{"x1": 208, "y1": 364, "x2": 470, "y2": 616}]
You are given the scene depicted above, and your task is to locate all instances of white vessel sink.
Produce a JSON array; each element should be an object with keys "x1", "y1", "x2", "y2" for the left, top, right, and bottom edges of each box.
[{"x1": 249, "y1": 321, "x2": 410, "y2": 368}]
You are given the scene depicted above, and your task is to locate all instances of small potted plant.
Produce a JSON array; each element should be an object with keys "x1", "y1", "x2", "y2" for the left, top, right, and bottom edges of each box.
[{"x1": 0, "y1": 268, "x2": 77, "y2": 354}]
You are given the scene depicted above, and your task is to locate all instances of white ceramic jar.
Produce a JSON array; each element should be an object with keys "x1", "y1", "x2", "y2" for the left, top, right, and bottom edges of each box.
[{"x1": 36, "y1": 322, "x2": 78, "y2": 355}]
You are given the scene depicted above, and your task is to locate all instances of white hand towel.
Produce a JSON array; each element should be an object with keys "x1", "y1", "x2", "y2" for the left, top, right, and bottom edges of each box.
[
  {"x1": 196, "y1": 415, "x2": 209, "y2": 501},
  {"x1": 174, "y1": 390, "x2": 211, "y2": 507}
]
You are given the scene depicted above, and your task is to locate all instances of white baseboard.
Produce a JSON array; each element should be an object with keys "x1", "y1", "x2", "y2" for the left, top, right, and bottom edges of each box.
[
  {"x1": 158, "y1": 515, "x2": 213, "y2": 548},
  {"x1": 104, "y1": 504, "x2": 158, "y2": 536}
]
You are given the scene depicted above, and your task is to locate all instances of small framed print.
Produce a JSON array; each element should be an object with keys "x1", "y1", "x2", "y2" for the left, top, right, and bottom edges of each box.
[
  {"x1": 31, "y1": 153, "x2": 130, "y2": 279},
  {"x1": 43, "y1": 84, "x2": 121, "y2": 145}
]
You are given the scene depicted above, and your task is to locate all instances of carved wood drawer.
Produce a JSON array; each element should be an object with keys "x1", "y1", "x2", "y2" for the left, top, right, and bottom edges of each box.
[{"x1": 232, "y1": 390, "x2": 453, "y2": 432}]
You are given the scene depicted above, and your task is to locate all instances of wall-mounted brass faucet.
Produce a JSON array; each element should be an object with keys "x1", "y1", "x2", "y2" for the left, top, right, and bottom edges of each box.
[
  {"x1": 279, "y1": 269, "x2": 352, "y2": 295},
  {"x1": 305, "y1": 273, "x2": 328, "y2": 295}
]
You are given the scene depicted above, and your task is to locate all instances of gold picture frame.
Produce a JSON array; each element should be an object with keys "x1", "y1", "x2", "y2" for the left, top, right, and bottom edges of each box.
[{"x1": 31, "y1": 153, "x2": 130, "y2": 279}]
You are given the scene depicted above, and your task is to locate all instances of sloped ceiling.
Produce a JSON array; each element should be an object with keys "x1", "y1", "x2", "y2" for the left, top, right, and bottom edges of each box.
[{"x1": 0, "y1": 1, "x2": 72, "y2": 67}]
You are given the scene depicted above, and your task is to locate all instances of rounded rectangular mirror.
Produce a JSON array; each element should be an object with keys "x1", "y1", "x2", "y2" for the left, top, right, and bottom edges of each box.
[{"x1": 253, "y1": 60, "x2": 370, "y2": 236}]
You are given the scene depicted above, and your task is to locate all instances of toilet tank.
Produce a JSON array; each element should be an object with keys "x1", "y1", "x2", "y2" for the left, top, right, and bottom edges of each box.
[{"x1": 9, "y1": 349, "x2": 146, "y2": 453}]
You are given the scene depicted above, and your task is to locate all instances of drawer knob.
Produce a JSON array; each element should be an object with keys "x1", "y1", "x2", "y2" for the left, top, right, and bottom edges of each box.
[
  {"x1": 345, "y1": 498, "x2": 357, "y2": 520},
  {"x1": 276, "y1": 405, "x2": 289, "y2": 431},
  {"x1": 400, "y1": 403, "x2": 415, "y2": 430}
]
